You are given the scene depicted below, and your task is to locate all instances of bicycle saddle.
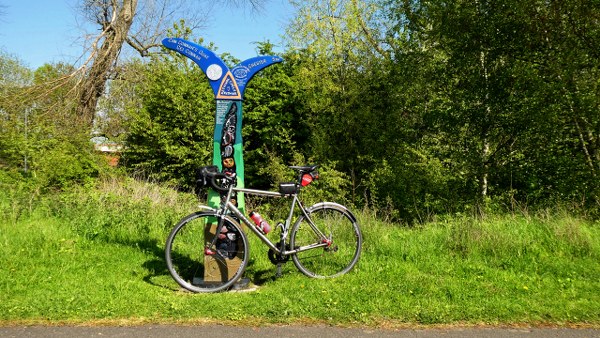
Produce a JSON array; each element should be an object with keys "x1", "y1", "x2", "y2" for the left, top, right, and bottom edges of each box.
[{"x1": 288, "y1": 165, "x2": 319, "y2": 173}]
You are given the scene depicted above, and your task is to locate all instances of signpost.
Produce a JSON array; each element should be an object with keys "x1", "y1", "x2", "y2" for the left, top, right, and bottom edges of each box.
[
  {"x1": 162, "y1": 37, "x2": 282, "y2": 211},
  {"x1": 162, "y1": 38, "x2": 282, "y2": 284}
]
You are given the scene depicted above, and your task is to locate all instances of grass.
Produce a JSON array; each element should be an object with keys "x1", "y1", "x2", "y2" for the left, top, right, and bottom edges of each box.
[{"x1": 1, "y1": 178, "x2": 599, "y2": 327}]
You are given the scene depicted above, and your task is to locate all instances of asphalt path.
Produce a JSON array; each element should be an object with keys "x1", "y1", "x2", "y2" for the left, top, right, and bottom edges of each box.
[{"x1": 0, "y1": 325, "x2": 598, "y2": 338}]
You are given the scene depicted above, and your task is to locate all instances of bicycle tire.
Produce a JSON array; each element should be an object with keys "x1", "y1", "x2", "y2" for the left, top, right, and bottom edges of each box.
[
  {"x1": 165, "y1": 211, "x2": 249, "y2": 292},
  {"x1": 290, "y1": 203, "x2": 362, "y2": 278}
]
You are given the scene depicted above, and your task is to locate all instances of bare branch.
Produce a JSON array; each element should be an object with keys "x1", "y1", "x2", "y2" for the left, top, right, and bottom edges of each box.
[
  {"x1": 125, "y1": 36, "x2": 161, "y2": 57},
  {"x1": 350, "y1": 0, "x2": 390, "y2": 60}
]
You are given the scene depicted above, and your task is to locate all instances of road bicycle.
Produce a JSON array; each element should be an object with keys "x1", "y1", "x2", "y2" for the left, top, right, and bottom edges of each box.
[{"x1": 165, "y1": 165, "x2": 363, "y2": 292}]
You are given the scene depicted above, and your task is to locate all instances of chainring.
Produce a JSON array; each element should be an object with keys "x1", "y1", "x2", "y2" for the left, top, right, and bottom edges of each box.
[{"x1": 268, "y1": 243, "x2": 291, "y2": 265}]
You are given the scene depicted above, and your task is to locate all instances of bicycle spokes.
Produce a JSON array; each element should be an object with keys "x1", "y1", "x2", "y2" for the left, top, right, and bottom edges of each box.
[
  {"x1": 291, "y1": 204, "x2": 362, "y2": 278},
  {"x1": 165, "y1": 212, "x2": 249, "y2": 292}
]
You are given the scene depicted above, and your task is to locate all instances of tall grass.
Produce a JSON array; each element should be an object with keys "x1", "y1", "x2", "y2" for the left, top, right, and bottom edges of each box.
[
  {"x1": 46, "y1": 176, "x2": 197, "y2": 242},
  {"x1": 0, "y1": 177, "x2": 599, "y2": 326}
]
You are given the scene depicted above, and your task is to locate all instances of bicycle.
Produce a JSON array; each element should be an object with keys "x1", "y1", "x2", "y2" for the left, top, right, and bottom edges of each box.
[{"x1": 165, "y1": 165, "x2": 363, "y2": 292}]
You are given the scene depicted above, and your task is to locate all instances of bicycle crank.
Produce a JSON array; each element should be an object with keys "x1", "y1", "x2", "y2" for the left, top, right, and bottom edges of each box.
[{"x1": 268, "y1": 243, "x2": 291, "y2": 265}]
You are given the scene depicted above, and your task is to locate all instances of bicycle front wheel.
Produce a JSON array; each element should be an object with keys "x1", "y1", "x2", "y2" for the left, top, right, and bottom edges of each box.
[
  {"x1": 165, "y1": 212, "x2": 249, "y2": 292},
  {"x1": 290, "y1": 203, "x2": 362, "y2": 278}
]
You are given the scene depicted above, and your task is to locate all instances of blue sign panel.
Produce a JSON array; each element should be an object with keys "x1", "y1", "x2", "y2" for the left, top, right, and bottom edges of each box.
[
  {"x1": 162, "y1": 38, "x2": 283, "y2": 99},
  {"x1": 232, "y1": 56, "x2": 283, "y2": 96},
  {"x1": 161, "y1": 38, "x2": 228, "y2": 96}
]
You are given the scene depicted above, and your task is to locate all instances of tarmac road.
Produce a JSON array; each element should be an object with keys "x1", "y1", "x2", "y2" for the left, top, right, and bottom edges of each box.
[{"x1": 0, "y1": 325, "x2": 598, "y2": 338}]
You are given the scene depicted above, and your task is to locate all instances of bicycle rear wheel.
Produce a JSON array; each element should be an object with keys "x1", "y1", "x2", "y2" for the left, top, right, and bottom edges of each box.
[
  {"x1": 290, "y1": 203, "x2": 362, "y2": 278},
  {"x1": 165, "y1": 212, "x2": 249, "y2": 292}
]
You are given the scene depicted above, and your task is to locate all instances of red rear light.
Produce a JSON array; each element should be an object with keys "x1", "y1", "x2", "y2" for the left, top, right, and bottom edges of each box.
[{"x1": 301, "y1": 173, "x2": 313, "y2": 186}]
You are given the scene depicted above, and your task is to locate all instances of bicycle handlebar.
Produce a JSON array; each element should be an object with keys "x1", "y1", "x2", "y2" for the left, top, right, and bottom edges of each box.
[{"x1": 199, "y1": 166, "x2": 235, "y2": 192}]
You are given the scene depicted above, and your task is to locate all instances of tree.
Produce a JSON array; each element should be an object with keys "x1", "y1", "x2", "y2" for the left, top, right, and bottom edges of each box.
[
  {"x1": 513, "y1": 0, "x2": 600, "y2": 203},
  {"x1": 75, "y1": 0, "x2": 139, "y2": 126},
  {"x1": 283, "y1": 0, "x2": 600, "y2": 219},
  {"x1": 0, "y1": 51, "x2": 33, "y2": 171},
  {"x1": 74, "y1": 0, "x2": 264, "y2": 127},
  {"x1": 286, "y1": 0, "x2": 393, "y2": 198},
  {"x1": 0, "y1": 53, "x2": 101, "y2": 190},
  {"x1": 382, "y1": 0, "x2": 600, "y2": 211},
  {"x1": 242, "y1": 42, "x2": 304, "y2": 188},
  {"x1": 120, "y1": 40, "x2": 215, "y2": 190}
]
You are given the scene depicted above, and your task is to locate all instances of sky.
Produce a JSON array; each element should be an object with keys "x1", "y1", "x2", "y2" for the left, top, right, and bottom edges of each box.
[{"x1": 0, "y1": 0, "x2": 295, "y2": 69}]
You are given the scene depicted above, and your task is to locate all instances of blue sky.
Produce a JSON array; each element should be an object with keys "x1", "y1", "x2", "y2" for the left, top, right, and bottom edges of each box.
[{"x1": 0, "y1": 0, "x2": 294, "y2": 69}]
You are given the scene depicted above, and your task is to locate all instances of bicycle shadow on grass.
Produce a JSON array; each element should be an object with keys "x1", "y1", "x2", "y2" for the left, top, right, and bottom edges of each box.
[
  {"x1": 135, "y1": 241, "x2": 278, "y2": 291},
  {"x1": 246, "y1": 270, "x2": 277, "y2": 286},
  {"x1": 245, "y1": 261, "x2": 296, "y2": 287},
  {"x1": 106, "y1": 234, "x2": 290, "y2": 291}
]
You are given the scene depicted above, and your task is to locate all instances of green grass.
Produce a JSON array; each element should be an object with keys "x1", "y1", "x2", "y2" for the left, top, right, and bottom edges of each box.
[{"x1": 1, "y1": 179, "x2": 599, "y2": 327}]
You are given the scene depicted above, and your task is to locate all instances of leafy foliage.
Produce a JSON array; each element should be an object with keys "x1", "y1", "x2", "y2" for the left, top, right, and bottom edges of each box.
[
  {"x1": 284, "y1": 0, "x2": 600, "y2": 220},
  {"x1": 119, "y1": 49, "x2": 215, "y2": 190},
  {"x1": 0, "y1": 53, "x2": 102, "y2": 197},
  {"x1": 3, "y1": 1, "x2": 600, "y2": 222}
]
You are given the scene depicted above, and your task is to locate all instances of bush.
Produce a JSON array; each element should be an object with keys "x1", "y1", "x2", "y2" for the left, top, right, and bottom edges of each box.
[
  {"x1": 0, "y1": 170, "x2": 39, "y2": 221},
  {"x1": 365, "y1": 147, "x2": 474, "y2": 223}
]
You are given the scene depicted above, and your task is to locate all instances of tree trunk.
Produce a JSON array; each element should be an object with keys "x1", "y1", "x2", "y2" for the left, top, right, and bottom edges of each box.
[
  {"x1": 479, "y1": 47, "x2": 491, "y2": 201},
  {"x1": 77, "y1": 0, "x2": 138, "y2": 126}
]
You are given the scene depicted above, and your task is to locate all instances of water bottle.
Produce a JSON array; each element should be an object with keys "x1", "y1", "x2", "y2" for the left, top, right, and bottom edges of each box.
[{"x1": 249, "y1": 211, "x2": 271, "y2": 234}]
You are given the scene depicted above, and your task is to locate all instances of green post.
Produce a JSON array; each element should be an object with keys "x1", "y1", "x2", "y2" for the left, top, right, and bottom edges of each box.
[{"x1": 209, "y1": 99, "x2": 244, "y2": 209}]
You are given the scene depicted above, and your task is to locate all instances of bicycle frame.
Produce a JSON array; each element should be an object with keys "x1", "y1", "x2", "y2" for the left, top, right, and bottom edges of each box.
[{"x1": 205, "y1": 184, "x2": 330, "y2": 257}]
